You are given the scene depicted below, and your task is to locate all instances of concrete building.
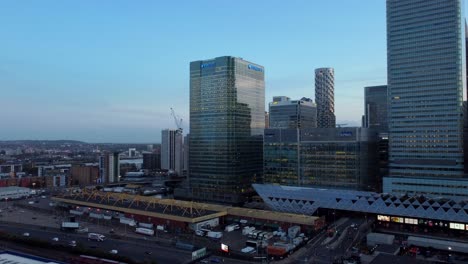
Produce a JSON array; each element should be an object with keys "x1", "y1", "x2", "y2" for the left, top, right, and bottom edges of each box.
[
  {"x1": 264, "y1": 127, "x2": 378, "y2": 191},
  {"x1": 128, "y1": 148, "x2": 136, "y2": 158},
  {"x1": 189, "y1": 56, "x2": 265, "y2": 204},
  {"x1": 269, "y1": 96, "x2": 317, "y2": 129},
  {"x1": 98, "y1": 152, "x2": 120, "y2": 183},
  {"x1": 183, "y1": 134, "x2": 189, "y2": 175},
  {"x1": 385, "y1": 0, "x2": 467, "y2": 198},
  {"x1": 161, "y1": 129, "x2": 183, "y2": 175},
  {"x1": 142, "y1": 152, "x2": 161, "y2": 170},
  {"x1": 70, "y1": 164, "x2": 99, "y2": 186},
  {"x1": 315, "y1": 68, "x2": 335, "y2": 128}
]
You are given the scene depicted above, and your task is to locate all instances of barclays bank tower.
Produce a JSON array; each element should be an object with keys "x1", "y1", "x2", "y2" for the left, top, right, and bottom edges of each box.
[{"x1": 189, "y1": 56, "x2": 265, "y2": 205}]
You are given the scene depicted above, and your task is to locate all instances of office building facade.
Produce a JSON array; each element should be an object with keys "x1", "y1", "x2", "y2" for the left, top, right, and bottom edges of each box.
[
  {"x1": 269, "y1": 96, "x2": 317, "y2": 129},
  {"x1": 364, "y1": 85, "x2": 388, "y2": 131},
  {"x1": 386, "y1": 0, "x2": 467, "y2": 197},
  {"x1": 315, "y1": 68, "x2": 336, "y2": 128},
  {"x1": 264, "y1": 127, "x2": 378, "y2": 190},
  {"x1": 190, "y1": 56, "x2": 265, "y2": 204},
  {"x1": 161, "y1": 129, "x2": 183, "y2": 175}
]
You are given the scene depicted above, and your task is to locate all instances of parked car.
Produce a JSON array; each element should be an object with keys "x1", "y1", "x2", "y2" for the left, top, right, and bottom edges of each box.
[
  {"x1": 52, "y1": 237, "x2": 59, "y2": 242},
  {"x1": 22, "y1": 232, "x2": 30, "y2": 237},
  {"x1": 110, "y1": 249, "x2": 118, "y2": 254}
]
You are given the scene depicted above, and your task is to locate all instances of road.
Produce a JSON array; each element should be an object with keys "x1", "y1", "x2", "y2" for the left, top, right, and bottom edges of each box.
[
  {"x1": 0, "y1": 222, "x2": 192, "y2": 264},
  {"x1": 289, "y1": 217, "x2": 368, "y2": 264}
]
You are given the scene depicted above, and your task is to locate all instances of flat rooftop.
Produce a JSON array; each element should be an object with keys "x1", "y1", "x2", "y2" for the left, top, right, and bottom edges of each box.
[
  {"x1": 53, "y1": 190, "x2": 318, "y2": 225},
  {"x1": 0, "y1": 251, "x2": 64, "y2": 264}
]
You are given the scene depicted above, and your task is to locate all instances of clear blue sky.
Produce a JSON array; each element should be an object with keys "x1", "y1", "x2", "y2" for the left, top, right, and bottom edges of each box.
[{"x1": 0, "y1": 1, "x2": 454, "y2": 143}]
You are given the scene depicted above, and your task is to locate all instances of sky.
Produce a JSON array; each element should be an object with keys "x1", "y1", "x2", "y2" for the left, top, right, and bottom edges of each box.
[{"x1": 0, "y1": 0, "x2": 446, "y2": 143}]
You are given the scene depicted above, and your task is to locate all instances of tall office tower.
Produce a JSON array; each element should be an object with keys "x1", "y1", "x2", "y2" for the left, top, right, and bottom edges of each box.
[
  {"x1": 161, "y1": 129, "x2": 183, "y2": 175},
  {"x1": 265, "y1": 111, "x2": 270, "y2": 129},
  {"x1": 190, "y1": 56, "x2": 265, "y2": 204},
  {"x1": 315, "y1": 68, "x2": 336, "y2": 128},
  {"x1": 364, "y1": 85, "x2": 388, "y2": 131},
  {"x1": 269, "y1": 96, "x2": 317, "y2": 129},
  {"x1": 385, "y1": 0, "x2": 468, "y2": 200},
  {"x1": 98, "y1": 152, "x2": 120, "y2": 183},
  {"x1": 364, "y1": 85, "x2": 389, "y2": 191}
]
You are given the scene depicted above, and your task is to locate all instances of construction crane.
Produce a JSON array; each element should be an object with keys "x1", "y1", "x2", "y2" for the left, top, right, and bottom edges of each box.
[{"x1": 170, "y1": 108, "x2": 183, "y2": 134}]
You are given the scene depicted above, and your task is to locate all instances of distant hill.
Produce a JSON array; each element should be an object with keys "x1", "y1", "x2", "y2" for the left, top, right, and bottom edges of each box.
[{"x1": 0, "y1": 140, "x2": 88, "y2": 145}]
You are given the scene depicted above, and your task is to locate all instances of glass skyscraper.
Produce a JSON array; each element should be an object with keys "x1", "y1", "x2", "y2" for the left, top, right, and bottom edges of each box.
[
  {"x1": 364, "y1": 85, "x2": 388, "y2": 132},
  {"x1": 189, "y1": 56, "x2": 265, "y2": 204},
  {"x1": 269, "y1": 96, "x2": 317, "y2": 129},
  {"x1": 386, "y1": 0, "x2": 467, "y2": 197}
]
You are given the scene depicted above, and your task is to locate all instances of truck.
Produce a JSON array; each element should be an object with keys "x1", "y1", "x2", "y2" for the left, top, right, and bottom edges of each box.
[
  {"x1": 88, "y1": 233, "x2": 105, "y2": 242},
  {"x1": 292, "y1": 237, "x2": 303, "y2": 246},
  {"x1": 267, "y1": 245, "x2": 287, "y2": 257},
  {"x1": 120, "y1": 217, "x2": 137, "y2": 227},
  {"x1": 288, "y1": 225, "x2": 301, "y2": 239},
  {"x1": 175, "y1": 242, "x2": 195, "y2": 251},
  {"x1": 206, "y1": 231, "x2": 222, "y2": 239},
  {"x1": 138, "y1": 222, "x2": 154, "y2": 229},
  {"x1": 242, "y1": 226, "x2": 255, "y2": 235},
  {"x1": 273, "y1": 242, "x2": 295, "y2": 252},
  {"x1": 225, "y1": 224, "x2": 239, "y2": 232},
  {"x1": 135, "y1": 227, "x2": 155, "y2": 236},
  {"x1": 61, "y1": 221, "x2": 79, "y2": 230}
]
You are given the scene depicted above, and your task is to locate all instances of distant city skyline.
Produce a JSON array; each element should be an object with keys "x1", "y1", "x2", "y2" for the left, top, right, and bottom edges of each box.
[{"x1": 1, "y1": 1, "x2": 466, "y2": 143}]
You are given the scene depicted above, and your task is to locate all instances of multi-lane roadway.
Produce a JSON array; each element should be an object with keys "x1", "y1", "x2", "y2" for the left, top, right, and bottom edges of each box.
[{"x1": 0, "y1": 221, "x2": 192, "y2": 263}]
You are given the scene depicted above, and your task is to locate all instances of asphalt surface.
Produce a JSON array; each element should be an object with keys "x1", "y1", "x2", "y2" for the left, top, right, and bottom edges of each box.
[
  {"x1": 288, "y1": 217, "x2": 368, "y2": 264},
  {"x1": 0, "y1": 221, "x2": 192, "y2": 263}
]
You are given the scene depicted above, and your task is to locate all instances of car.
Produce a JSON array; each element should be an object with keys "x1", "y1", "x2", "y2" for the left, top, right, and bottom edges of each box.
[
  {"x1": 199, "y1": 260, "x2": 209, "y2": 264},
  {"x1": 69, "y1": 241, "x2": 76, "y2": 247},
  {"x1": 109, "y1": 249, "x2": 118, "y2": 254},
  {"x1": 145, "y1": 251, "x2": 152, "y2": 255},
  {"x1": 52, "y1": 237, "x2": 59, "y2": 242},
  {"x1": 32, "y1": 217, "x2": 37, "y2": 220},
  {"x1": 210, "y1": 258, "x2": 221, "y2": 263},
  {"x1": 22, "y1": 232, "x2": 30, "y2": 237}
]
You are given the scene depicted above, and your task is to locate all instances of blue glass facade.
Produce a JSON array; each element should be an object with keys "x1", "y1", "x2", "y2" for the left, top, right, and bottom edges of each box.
[
  {"x1": 189, "y1": 56, "x2": 265, "y2": 204},
  {"x1": 387, "y1": 0, "x2": 466, "y2": 180}
]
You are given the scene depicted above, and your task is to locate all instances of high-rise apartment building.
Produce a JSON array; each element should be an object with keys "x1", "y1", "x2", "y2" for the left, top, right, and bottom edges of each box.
[
  {"x1": 315, "y1": 68, "x2": 335, "y2": 128},
  {"x1": 269, "y1": 96, "x2": 317, "y2": 129},
  {"x1": 98, "y1": 152, "x2": 120, "y2": 183},
  {"x1": 161, "y1": 129, "x2": 183, "y2": 175},
  {"x1": 385, "y1": 0, "x2": 468, "y2": 199},
  {"x1": 189, "y1": 56, "x2": 265, "y2": 204},
  {"x1": 142, "y1": 152, "x2": 161, "y2": 170}
]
